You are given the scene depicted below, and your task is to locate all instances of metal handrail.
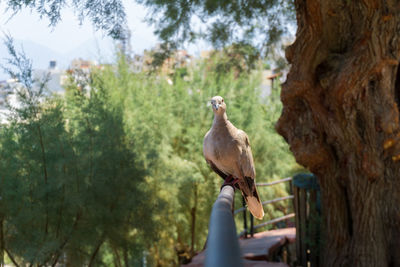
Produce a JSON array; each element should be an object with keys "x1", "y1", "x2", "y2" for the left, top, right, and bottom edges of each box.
[
  {"x1": 256, "y1": 177, "x2": 292, "y2": 187},
  {"x1": 261, "y1": 195, "x2": 294, "y2": 206},
  {"x1": 234, "y1": 195, "x2": 294, "y2": 215},
  {"x1": 253, "y1": 213, "x2": 295, "y2": 230},
  {"x1": 205, "y1": 185, "x2": 244, "y2": 267},
  {"x1": 238, "y1": 214, "x2": 296, "y2": 237}
]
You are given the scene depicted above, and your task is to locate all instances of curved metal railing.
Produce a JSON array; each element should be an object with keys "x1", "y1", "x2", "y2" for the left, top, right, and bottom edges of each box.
[
  {"x1": 205, "y1": 185, "x2": 244, "y2": 267},
  {"x1": 204, "y1": 175, "x2": 318, "y2": 267},
  {"x1": 204, "y1": 177, "x2": 295, "y2": 266}
]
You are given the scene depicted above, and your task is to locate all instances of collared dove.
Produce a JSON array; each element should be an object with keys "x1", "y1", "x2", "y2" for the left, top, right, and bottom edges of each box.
[{"x1": 203, "y1": 96, "x2": 264, "y2": 219}]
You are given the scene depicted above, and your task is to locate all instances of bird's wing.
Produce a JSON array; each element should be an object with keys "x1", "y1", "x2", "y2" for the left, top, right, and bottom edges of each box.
[
  {"x1": 235, "y1": 129, "x2": 264, "y2": 219},
  {"x1": 236, "y1": 129, "x2": 256, "y2": 178},
  {"x1": 205, "y1": 159, "x2": 229, "y2": 180},
  {"x1": 204, "y1": 129, "x2": 229, "y2": 180},
  {"x1": 203, "y1": 129, "x2": 212, "y2": 159}
]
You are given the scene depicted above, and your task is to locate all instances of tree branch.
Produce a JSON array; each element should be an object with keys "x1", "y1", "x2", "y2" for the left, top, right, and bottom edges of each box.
[
  {"x1": 88, "y1": 236, "x2": 105, "y2": 267},
  {"x1": 50, "y1": 211, "x2": 82, "y2": 267},
  {"x1": 4, "y1": 247, "x2": 20, "y2": 267},
  {"x1": 37, "y1": 124, "x2": 49, "y2": 235}
]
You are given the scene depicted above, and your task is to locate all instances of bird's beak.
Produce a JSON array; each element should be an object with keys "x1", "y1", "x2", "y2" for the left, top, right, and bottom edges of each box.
[{"x1": 213, "y1": 103, "x2": 220, "y2": 110}]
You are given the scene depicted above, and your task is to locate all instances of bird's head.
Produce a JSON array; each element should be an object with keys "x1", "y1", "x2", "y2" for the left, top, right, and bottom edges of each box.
[{"x1": 210, "y1": 96, "x2": 226, "y2": 114}]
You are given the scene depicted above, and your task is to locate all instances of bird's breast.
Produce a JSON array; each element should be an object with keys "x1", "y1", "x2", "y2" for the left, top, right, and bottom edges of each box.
[{"x1": 209, "y1": 142, "x2": 241, "y2": 172}]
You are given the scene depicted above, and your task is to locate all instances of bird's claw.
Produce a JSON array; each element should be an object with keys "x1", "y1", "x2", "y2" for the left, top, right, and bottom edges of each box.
[{"x1": 221, "y1": 175, "x2": 240, "y2": 190}]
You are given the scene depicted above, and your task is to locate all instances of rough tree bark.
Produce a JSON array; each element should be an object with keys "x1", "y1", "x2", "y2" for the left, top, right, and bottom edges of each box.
[{"x1": 276, "y1": 1, "x2": 400, "y2": 266}]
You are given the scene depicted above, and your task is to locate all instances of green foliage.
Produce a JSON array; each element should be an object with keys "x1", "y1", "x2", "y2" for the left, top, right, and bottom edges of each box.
[
  {"x1": 0, "y1": 41, "x2": 153, "y2": 266},
  {"x1": 139, "y1": 0, "x2": 295, "y2": 52},
  {"x1": 0, "y1": 40, "x2": 298, "y2": 265},
  {"x1": 89, "y1": 56, "x2": 299, "y2": 265},
  {"x1": 4, "y1": 0, "x2": 127, "y2": 39},
  {"x1": 4, "y1": 0, "x2": 295, "y2": 53},
  {"x1": 204, "y1": 42, "x2": 261, "y2": 77}
]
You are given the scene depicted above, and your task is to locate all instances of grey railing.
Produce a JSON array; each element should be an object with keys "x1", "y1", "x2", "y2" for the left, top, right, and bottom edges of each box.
[
  {"x1": 236, "y1": 177, "x2": 294, "y2": 238},
  {"x1": 205, "y1": 185, "x2": 243, "y2": 267}
]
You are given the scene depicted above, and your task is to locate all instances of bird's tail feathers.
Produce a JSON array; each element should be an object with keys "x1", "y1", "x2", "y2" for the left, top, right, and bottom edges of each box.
[
  {"x1": 245, "y1": 195, "x2": 264, "y2": 220},
  {"x1": 241, "y1": 177, "x2": 264, "y2": 219}
]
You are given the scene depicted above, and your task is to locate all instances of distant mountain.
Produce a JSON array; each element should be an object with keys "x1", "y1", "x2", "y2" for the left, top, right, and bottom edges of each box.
[
  {"x1": 0, "y1": 36, "x2": 156, "y2": 80},
  {"x1": 0, "y1": 39, "x2": 68, "y2": 80},
  {"x1": 2, "y1": 39, "x2": 68, "y2": 69},
  {"x1": 63, "y1": 37, "x2": 115, "y2": 64},
  {"x1": 0, "y1": 37, "x2": 117, "y2": 80}
]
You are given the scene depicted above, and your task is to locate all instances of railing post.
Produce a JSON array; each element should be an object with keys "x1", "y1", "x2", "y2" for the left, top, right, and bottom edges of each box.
[
  {"x1": 205, "y1": 185, "x2": 244, "y2": 267},
  {"x1": 250, "y1": 214, "x2": 254, "y2": 237},
  {"x1": 242, "y1": 197, "x2": 247, "y2": 239},
  {"x1": 292, "y1": 173, "x2": 321, "y2": 267}
]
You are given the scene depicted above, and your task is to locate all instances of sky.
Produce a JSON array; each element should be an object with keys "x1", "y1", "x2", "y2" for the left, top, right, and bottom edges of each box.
[
  {"x1": 0, "y1": 1, "x2": 186, "y2": 79},
  {"x1": 0, "y1": 1, "x2": 160, "y2": 52},
  {"x1": 0, "y1": 1, "x2": 211, "y2": 80}
]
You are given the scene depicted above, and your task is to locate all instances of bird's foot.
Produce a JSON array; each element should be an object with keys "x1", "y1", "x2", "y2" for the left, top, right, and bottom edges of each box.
[{"x1": 221, "y1": 175, "x2": 240, "y2": 190}]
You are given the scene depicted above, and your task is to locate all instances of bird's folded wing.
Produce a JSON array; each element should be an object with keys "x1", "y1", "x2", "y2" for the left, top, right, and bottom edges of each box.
[
  {"x1": 236, "y1": 130, "x2": 256, "y2": 179},
  {"x1": 206, "y1": 159, "x2": 228, "y2": 179}
]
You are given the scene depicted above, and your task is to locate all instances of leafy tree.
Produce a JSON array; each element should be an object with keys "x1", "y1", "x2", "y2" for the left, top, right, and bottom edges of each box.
[
  {"x1": 81, "y1": 55, "x2": 298, "y2": 266},
  {"x1": 137, "y1": 0, "x2": 295, "y2": 50},
  {"x1": 1, "y1": 20, "x2": 299, "y2": 267},
  {"x1": 0, "y1": 40, "x2": 154, "y2": 266},
  {"x1": 4, "y1": 0, "x2": 127, "y2": 39},
  {"x1": 203, "y1": 42, "x2": 261, "y2": 78}
]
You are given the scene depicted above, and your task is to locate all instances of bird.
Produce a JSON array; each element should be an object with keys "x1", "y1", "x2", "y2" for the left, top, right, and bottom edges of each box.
[{"x1": 203, "y1": 96, "x2": 264, "y2": 219}]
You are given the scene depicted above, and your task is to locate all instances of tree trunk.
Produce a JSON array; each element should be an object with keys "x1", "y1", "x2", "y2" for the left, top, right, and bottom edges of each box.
[
  {"x1": 0, "y1": 218, "x2": 4, "y2": 267},
  {"x1": 88, "y1": 238, "x2": 104, "y2": 267},
  {"x1": 276, "y1": 1, "x2": 400, "y2": 266},
  {"x1": 190, "y1": 184, "x2": 198, "y2": 256}
]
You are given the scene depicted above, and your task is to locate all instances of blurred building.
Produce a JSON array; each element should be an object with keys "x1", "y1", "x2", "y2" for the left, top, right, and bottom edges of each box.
[
  {"x1": 200, "y1": 50, "x2": 213, "y2": 59},
  {"x1": 260, "y1": 70, "x2": 282, "y2": 98},
  {"x1": 0, "y1": 78, "x2": 20, "y2": 123},
  {"x1": 67, "y1": 58, "x2": 98, "y2": 91},
  {"x1": 0, "y1": 79, "x2": 14, "y2": 108},
  {"x1": 136, "y1": 44, "x2": 193, "y2": 75},
  {"x1": 160, "y1": 49, "x2": 192, "y2": 75},
  {"x1": 117, "y1": 28, "x2": 132, "y2": 60},
  {"x1": 131, "y1": 54, "x2": 144, "y2": 73},
  {"x1": 33, "y1": 60, "x2": 68, "y2": 94},
  {"x1": 70, "y1": 58, "x2": 97, "y2": 71}
]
